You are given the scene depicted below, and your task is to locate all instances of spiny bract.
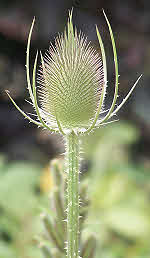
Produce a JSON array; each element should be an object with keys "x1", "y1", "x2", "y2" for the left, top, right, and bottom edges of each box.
[
  {"x1": 6, "y1": 10, "x2": 142, "y2": 136},
  {"x1": 38, "y1": 12, "x2": 104, "y2": 130}
]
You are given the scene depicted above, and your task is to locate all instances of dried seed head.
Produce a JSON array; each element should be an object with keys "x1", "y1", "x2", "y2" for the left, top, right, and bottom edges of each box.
[{"x1": 38, "y1": 12, "x2": 104, "y2": 130}]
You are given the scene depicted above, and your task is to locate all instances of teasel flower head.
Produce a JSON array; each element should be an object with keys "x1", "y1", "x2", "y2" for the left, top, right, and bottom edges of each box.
[{"x1": 6, "y1": 10, "x2": 142, "y2": 136}]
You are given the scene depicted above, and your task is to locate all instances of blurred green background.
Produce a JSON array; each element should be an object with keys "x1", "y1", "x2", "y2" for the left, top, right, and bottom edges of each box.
[{"x1": 0, "y1": 0, "x2": 150, "y2": 257}]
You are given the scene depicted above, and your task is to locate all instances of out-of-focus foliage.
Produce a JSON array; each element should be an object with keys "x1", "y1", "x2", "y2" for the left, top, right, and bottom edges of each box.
[
  {"x1": 1, "y1": 121, "x2": 150, "y2": 258},
  {"x1": 0, "y1": 158, "x2": 45, "y2": 258},
  {"x1": 0, "y1": 0, "x2": 150, "y2": 257},
  {"x1": 39, "y1": 159, "x2": 96, "y2": 258},
  {"x1": 83, "y1": 122, "x2": 150, "y2": 258}
]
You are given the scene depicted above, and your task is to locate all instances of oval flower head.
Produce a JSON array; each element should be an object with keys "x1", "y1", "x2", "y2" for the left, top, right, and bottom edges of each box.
[
  {"x1": 6, "y1": 10, "x2": 142, "y2": 136},
  {"x1": 6, "y1": 10, "x2": 142, "y2": 258},
  {"x1": 38, "y1": 17, "x2": 104, "y2": 132}
]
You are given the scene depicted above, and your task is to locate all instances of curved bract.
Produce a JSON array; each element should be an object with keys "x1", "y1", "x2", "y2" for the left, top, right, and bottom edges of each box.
[
  {"x1": 5, "y1": 10, "x2": 142, "y2": 258},
  {"x1": 6, "y1": 10, "x2": 142, "y2": 136}
]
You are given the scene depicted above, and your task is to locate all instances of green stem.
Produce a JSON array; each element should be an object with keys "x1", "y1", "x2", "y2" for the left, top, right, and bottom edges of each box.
[{"x1": 66, "y1": 130, "x2": 80, "y2": 258}]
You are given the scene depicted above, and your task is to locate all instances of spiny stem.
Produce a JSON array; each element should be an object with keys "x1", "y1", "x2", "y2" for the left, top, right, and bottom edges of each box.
[{"x1": 66, "y1": 131, "x2": 80, "y2": 258}]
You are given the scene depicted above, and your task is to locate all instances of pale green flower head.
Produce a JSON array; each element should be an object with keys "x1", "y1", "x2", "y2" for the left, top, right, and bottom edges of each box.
[
  {"x1": 38, "y1": 12, "x2": 103, "y2": 130},
  {"x1": 6, "y1": 10, "x2": 142, "y2": 136}
]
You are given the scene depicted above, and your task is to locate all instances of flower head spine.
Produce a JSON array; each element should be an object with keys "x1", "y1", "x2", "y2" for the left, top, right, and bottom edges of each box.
[{"x1": 6, "y1": 10, "x2": 142, "y2": 136}]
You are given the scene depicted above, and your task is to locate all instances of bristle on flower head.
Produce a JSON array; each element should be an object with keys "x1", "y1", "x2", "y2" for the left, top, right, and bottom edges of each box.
[
  {"x1": 6, "y1": 10, "x2": 141, "y2": 135},
  {"x1": 38, "y1": 11, "x2": 104, "y2": 130}
]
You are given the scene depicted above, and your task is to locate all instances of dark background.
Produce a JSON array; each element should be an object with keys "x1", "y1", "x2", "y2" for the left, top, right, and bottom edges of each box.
[
  {"x1": 0, "y1": 1, "x2": 150, "y2": 258},
  {"x1": 0, "y1": 0, "x2": 149, "y2": 164}
]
